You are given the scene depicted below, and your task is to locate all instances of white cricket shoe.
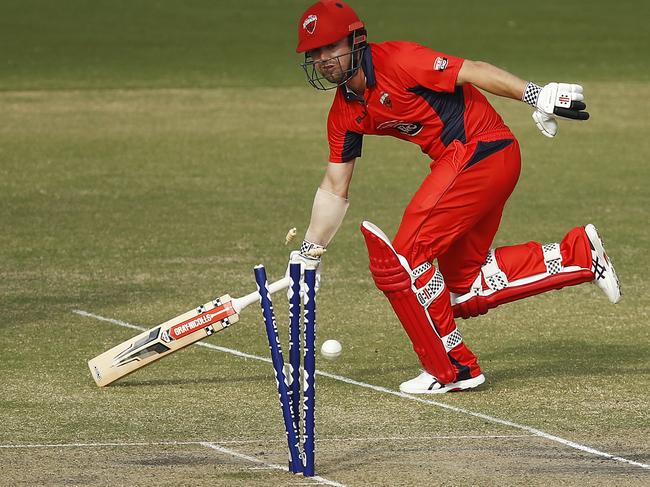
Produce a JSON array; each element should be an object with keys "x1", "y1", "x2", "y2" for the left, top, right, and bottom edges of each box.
[
  {"x1": 399, "y1": 371, "x2": 485, "y2": 394},
  {"x1": 585, "y1": 224, "x2": 621, "y2": 304}
]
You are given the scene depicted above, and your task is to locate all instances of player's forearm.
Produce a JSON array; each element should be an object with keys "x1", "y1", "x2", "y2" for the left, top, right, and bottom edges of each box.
[
  {"x1": 304, "y1": 187, "x2": 349, "y2": 248},
  {"x1": 303, "y1": 162, "x2": 354, "y2": 249},
  {"x1": 457, "y1": 60, "x2": 527, "y2": 101}
]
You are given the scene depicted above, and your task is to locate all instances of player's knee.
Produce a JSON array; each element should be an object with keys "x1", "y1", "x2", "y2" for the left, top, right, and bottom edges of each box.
[
  {"x1": 391, "y1": 235, "x2": 412, "y2": 260},
  {"x1": 361, "y1": 221, "x2": 412, "y2": 294},
  {"x1": 392, "y1": 240, "x2": 430, "y2": 271},
  {"x1": 439, "y1": 268, "x2": 480, "y2": 294}
]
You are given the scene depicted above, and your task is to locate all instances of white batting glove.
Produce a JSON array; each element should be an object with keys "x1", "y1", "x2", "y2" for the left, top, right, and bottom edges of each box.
[
  {"x1": 532, "y1": 110, "x2": 559, "y2": 138},
  {"x1": 523, "y1": 82, "x2": 589, "y2": 138},
  {"x1": 286, "y1": 246, "x2": 322, "y2": 295}
]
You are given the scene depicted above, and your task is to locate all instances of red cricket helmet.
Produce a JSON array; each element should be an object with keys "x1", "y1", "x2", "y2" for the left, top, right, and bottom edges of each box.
[{"x1": 296, "y1": 0, "x2": 365, "y2": 53}]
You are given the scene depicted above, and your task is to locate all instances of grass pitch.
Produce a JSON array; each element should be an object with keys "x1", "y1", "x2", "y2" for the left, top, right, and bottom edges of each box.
[{"x1": 1, "y1": 1, "x2": 649, "y2": 486}]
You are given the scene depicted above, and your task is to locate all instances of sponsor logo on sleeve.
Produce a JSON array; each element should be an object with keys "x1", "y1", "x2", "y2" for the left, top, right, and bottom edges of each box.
[{"x1": 434, "y1": 56, "x2": 448, "y2": 71}]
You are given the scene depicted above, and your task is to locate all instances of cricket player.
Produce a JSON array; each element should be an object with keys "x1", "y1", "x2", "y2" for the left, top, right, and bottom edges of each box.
[{"x1": 288, "y1": 1, "x2": 621, "y2": 393}]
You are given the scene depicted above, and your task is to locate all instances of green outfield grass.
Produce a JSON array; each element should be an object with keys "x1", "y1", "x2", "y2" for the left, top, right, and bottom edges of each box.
[{"x1": 1, "y1": 1, "x2": 649, "y2": 486}]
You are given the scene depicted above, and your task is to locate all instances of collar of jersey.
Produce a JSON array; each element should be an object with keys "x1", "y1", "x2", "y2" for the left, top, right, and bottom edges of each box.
[{"x1": 341, "y1": 44, "x2": 375, "y2": 102}]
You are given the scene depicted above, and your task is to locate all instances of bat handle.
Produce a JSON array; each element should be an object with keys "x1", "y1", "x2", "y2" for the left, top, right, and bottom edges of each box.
[{"x1": 232, "y1": 276, "x2": 291, "y2": 313}]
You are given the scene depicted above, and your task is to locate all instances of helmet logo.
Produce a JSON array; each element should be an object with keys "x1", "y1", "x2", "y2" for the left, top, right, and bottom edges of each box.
[{"x1": 303, "y1": 14, "x2": 317, "y2": 34}]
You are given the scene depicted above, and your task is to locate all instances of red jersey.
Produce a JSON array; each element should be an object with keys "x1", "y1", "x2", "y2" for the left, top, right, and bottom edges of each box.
[{"x1": 327, "y1": 41, "x2": 513, "y2": 163}]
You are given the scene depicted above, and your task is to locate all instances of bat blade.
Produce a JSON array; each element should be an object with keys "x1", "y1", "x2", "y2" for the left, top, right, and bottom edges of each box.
[
  {"x1": 87, "y1": 276, "x2": 290, "y2": 387},
  {"x1": 88, "y1": 295, "x2": 239, "y2": 387}
]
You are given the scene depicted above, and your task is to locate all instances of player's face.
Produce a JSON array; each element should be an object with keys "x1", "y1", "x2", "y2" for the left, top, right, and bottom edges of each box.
[{"x1": 309, "y1": 37, "x2": 352, "y2": 85}]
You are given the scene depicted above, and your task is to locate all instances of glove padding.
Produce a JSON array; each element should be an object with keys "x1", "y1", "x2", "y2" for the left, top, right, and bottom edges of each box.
[
  {"x1": 534, "y1": 83, "x2": 589, "y2": 138},
  {"x1": 532, "y1": 110, "x2": 559, "y2": 138},
  {"x1": 286, "y1": 250, "x2": 321, "y2": 296}
]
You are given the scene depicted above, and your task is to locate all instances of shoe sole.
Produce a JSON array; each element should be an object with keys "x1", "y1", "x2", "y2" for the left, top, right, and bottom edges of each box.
[
  {"x1": 400, "y1": 373, "x2": 486, "y2": 394},
  {"x1": 585, "y1": 224, "x2": 621, "y2": 304}
]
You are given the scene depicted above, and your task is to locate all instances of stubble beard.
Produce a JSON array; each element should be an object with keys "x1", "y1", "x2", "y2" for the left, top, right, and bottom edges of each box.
[
  {"x1": 322, "y1": 70, "x2": 344, "y2": 84},
  {"x1": 317, "y1": 54, "x2": 351, "y2": 85}
]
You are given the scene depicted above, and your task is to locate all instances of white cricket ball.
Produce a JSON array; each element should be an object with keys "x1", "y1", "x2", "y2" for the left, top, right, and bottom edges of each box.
[{"x1": 320, "y1": 339, "x2": 342, "y2": 359}]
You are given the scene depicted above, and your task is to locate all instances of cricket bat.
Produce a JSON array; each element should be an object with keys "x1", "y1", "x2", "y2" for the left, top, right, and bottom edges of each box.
[{"x1": 88, "y1": 276, "x2": 291, "y2": 387}]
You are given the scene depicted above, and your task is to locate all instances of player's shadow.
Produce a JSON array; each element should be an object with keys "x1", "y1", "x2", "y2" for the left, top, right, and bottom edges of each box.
[
  {"x1": 110, "y1": 374, "x2": 270, "y2": 387},
  {"x1": 481, "y1": 338, "x2": 649, "y2": 381}
]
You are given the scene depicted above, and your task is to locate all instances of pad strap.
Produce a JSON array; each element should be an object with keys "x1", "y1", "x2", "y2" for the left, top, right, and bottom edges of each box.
[
  {"x1": 411, "y1": 261, "x2": 432, "y2": 279},
  {"x1": 542, "y1": 243, "x2": 563, "y2": 275},
  {"x1": 416, "y1": 268, "x2": 445, "y2": 307},
  {"x1": 441, "y1": 328, "x2": 463, "y2": 352},
  {"x1": 482, "y1": 249, "x2": 509, "y2": 291}
]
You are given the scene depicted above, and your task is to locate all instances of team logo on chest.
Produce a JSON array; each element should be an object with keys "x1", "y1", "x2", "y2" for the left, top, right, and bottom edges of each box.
[
  {"x1": 377, "y1": 120, "x2": 423, "y2": 136},
  {"x1": 379, "y1": 92, "x2": 392, "y2": 109}
]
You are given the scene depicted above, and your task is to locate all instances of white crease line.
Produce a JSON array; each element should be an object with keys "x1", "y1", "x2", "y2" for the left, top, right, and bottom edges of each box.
[
  {"x1": 0, "y1": 441, "x2": 199, "y2": 449},
  {"x1": 0, "y1": 439, "x2": 346, "y2": 485},
  {"x1": 0, "y1": 435, "x2": 533, "y2": 449},
  {"x1": 199, "y1": 442, "x2": 348, "y2": 487},
  {"x1": 313, "y1": 374, "x2": 650, "y2": 471},
  {"x1": 73, "y1": 309, "x2": 273, "y2": 363},
  {"x1": 208, "y1": 434, "x2": 534, "y2": 443},
  {"x1": 319, "y1": 435, "x2": 534, "y2": 441},
  {"x1": 75, "y1": 309, "x2": 650, "y2": 471}
]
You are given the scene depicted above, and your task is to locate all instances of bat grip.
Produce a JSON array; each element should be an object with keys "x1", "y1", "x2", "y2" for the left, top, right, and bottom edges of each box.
[{"x1": 232, "y1": 276, "x2": 291, "y2": 313}]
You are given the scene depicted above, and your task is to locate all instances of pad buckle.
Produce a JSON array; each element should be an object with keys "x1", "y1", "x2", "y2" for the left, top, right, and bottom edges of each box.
[
  {"x1": 442, "y1": 328, "x2": 463, "y2": 352},
  {"x1": 411, "y1": 261, "x2": 432, "y2": 280},
  {"x1": 482, "y1": 250, "x2": 509, "y2": 291},
  {"x1": 542, "y1": 243, "x2": 563, "y2": 275},
  {"x1": 415, "y1": 268, "x2": 445, "y2": 307}
]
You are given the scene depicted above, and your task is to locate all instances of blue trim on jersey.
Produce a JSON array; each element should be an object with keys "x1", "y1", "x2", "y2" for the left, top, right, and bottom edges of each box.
[
  {"x1": 361, "y1": 45, "x2": 376, "y2": 87},
  {"x1": 342, "y1": 130, "x2": 363, "y2": 162},
  {"x1": 341, "y1": 45, "x2": 375, "y2": 102},
  {"x1": 408, "y1": 85, "x2": 467, "y2": 145},
  {"x1": 464, "y1": 139, "x2": 513, "y2": 170},
  {"x1": 342, "y1": 84, "x2": 362, "y2": 102}
]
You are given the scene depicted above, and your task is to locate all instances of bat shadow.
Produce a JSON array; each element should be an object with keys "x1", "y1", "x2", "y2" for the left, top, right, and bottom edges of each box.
[{"x1": 110, "y1": 374, "x2": 270, "y2": 388}]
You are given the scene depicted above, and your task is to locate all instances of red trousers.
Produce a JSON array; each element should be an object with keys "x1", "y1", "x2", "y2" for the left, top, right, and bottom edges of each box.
[{"x1": 391, "y1": 133, "x2": 593, "y2": 379}]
